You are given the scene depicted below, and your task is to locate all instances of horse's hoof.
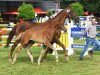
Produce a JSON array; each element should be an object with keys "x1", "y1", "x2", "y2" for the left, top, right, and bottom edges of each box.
[
  {"x1": 31, "y1": 59, "x2": 33, "y2": 63},
  {"x1": 37, "y1": 59, "x2": 41, "y2": 65},
  {"x1": 42, "y1": 59, "x2": 46, "y2": 62},
  {"x1": 12, "y1": 62, "x2": 14, "y2": 65},
  {"x1": 9, "y1": 58, "x2": 12, "y2": 63},
  {"x1": 56, "y1": 60, "x2": 59, "y2": 63},
  {"x1": 38, "y1": 63, "x2": 40, "y2": 66},
  {"x1": 38, "y1": 62, "x2": 40, "y2": 66},
  {"x1": 65, "y1": 57, "x2": 69, "y2": 62}
]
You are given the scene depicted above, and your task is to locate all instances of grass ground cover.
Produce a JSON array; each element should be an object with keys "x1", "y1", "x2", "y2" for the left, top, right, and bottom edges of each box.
[{"x1": 0, "y1": 46, "x2": 100, "y2": 75}]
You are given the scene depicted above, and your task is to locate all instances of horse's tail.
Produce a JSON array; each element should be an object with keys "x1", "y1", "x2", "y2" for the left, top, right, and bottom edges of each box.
[{"x1": 4, "y1": 26, "x2": 17, "y2": 48}]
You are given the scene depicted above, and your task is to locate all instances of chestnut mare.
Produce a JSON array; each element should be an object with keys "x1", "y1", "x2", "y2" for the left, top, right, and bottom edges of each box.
[
  {"x1": 12, "y1": 25, "x2": 67, "y2": 65},
  {"x1": 5, "y1": 5, "x2": 79, "y2": 62}
]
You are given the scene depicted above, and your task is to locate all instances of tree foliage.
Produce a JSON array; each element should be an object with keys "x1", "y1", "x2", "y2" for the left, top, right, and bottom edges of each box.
[
  {"x1": 61, "y1": 0, "x2": 75, "y2": 8},
  {"x1": 18, "y1": 3, "x2": 35, "y2": 21},
  {"x1": 70, "y1": 2, "x2": 84, "y2": 16},
  {"x1": 80, "y1": 0, "x2": 100, "y2": 14},
  {"x1": 61, "y1": 0, "x2": 100, "y2": 15},
  {"x1": 46, "y1": 9, "x2": 54, "y2": 18}
]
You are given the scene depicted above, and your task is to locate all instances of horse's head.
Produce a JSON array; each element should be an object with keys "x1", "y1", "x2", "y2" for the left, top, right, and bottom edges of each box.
[{"x1": 64, "y1": 6, "x2": 79, "y2": 23}]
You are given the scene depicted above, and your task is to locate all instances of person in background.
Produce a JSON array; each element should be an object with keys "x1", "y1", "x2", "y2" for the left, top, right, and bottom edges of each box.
[{"x1": 79, "y1": 17, "x2": 100, "y2": 60}]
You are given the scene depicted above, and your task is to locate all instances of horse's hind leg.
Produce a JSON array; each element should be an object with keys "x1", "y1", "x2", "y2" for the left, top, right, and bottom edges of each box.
[
  {"x1": 40, "y1": 45, "x2": 48, "y2": 61},
  {"x1": 55, "y1": 39, "x2": 69, "y2": 62},
  {"x1": 25, "y1": 41, "x2": 35, "y2": 63},
  {"x1": 9, "y1": 39, "x2": 20, "y2": 62},
  {"x1": 38, "y1": 48, "x2": 46, "y2": 65},
  {"x1": 12, "y1": 44, "x2": 23, "y2": 65},
  {"x1": 26, "y1": 48, "x2": 33, "y2": 63}
]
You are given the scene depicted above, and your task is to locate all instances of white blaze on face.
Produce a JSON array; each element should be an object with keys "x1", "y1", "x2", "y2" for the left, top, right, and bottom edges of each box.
[{"x1": 67, "y1": 9, "x2": 70, "y2": 13}]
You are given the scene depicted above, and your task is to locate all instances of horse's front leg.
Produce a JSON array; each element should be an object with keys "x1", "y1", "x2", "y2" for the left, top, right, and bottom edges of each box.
[{"x1": 55, "y1": 39, "x2": 69, "y2": 62}]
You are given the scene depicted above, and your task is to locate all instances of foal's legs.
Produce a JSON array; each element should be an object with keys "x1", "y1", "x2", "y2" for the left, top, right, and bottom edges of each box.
[
  {"x1": 9, "y1": 39, "x2": 20, "y2": 62},
  {"x1": 25, "y1": 41, "x2": 35, "y2": 63},
  {"x1": 12, "y1": 44, "x2": 23, "y2": 65},
  {"x1": 38, "y1": 48, "x2": 47, "y2": 65},
  {"x1": 45, "y1": 43, "x2": 58, "y2": 62},
  {"x1": 26, "y1": 48, "x2": 33, "y2": 63},
  {"x1": 55, "y1": 39, "x2": 69, "y2": 62},
  {"x1": 42, "y1": 39, "x2": 69, "y2": 62},
  {"x1": 42, "y1": 42, "x2": 54, "y2": 60},
  {"x1": 12, "y1": 40, "x2": 35, "y2": 64},
  {"x1": 38, "y1": 42, "x2": 58, "y2": 65}
]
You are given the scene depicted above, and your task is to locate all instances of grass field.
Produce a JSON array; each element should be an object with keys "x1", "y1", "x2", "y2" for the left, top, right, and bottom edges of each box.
[{"x1": 0, "y1": 46, "x2": 100, "y2": 75}]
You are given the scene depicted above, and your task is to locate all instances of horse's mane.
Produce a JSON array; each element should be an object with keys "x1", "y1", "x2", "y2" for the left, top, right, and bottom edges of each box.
[
  {"x1": 27, "y1": 10, "x2": 64, "y2": 26},
  {"x1": 52, "y1": 10, "x2": 64, "y2": 19}
]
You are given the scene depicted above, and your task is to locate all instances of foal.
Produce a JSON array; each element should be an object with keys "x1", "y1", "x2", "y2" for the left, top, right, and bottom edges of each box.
[{"x1": 12, "y1": 25, "x2": 67, "y2": 65}]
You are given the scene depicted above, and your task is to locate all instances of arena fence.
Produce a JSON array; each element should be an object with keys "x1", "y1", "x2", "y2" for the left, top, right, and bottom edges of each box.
[{"x1": 0, "y1": 16, "x2": 100, "y2": 55}]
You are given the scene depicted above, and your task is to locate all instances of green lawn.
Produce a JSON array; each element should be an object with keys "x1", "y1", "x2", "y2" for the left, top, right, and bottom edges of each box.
[{"x1": 0, "y1": 46, "x2": 100, "y2": 75}]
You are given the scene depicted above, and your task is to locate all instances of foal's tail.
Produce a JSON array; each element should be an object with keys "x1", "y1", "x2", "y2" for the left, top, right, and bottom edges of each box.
[{"x1": 4, "y1": 26, "x2": 17, "y2": 48}]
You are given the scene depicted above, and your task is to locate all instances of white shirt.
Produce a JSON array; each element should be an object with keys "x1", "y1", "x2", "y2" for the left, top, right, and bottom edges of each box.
[{"x1": 86, "y1": 22, "x2": 96, "y2": 38}]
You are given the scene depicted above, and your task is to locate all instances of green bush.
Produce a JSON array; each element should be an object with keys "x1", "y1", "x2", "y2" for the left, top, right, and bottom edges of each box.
[
  {"x1": 46, "y1": 9, "x2": 54, "y2": 18},
  {"x1": 18, "y1": 3, "x2": 35, "y2": 21},
  {"x1": 70, "y1": 2, "x2": 84, "y2": 16}
]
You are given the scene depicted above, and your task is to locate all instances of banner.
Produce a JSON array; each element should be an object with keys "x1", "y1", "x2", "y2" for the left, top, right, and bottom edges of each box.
[{"x1": 71, "y1": 27, "x2": 86, "y2": 38}]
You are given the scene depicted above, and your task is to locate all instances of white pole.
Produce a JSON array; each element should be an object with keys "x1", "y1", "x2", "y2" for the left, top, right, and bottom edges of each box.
[{"x1": 68, "y1": 20, "x2": 75, "y2": 55}]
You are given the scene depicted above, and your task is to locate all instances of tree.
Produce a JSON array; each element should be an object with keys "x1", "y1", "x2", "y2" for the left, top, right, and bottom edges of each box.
[
  {"x1": 81, "y1": 0, "x2": 100, "y2": 14},
  {"x1": 61, "y1": 0, "x2": 100, "y2": 15},
  {"x1": 61, "y1": 0, "x2": 76, "y2": 8},
  {"x1": 46, "y1": 9, "x2": 54, "y2": 18},
  {"x1": 70, "y1": 2, "x2": 84, "y2": 16},
  {"x1": 18, "y1": 3, "x2": 35, "y2": 21},
  {"x1": 60, "y1": 1, "x2": 84, "y2": 16}
]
